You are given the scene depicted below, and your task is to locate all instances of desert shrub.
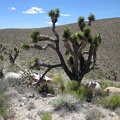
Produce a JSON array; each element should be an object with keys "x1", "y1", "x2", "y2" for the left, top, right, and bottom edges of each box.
[
  {"x1": 100, "y1": 95, "x2": 120, "y2": 109},
  {"x1": 21, "y1": 42, "x2": 30, "y2": 50},
  {"x1": 66, "y1": 81, "x2": 94, "y2": 102},
  {"x1": 38, "y1": 82, "x2": 55, "y2": 94},
  {"x1": 30, "y1": 30, "x2": 40, "y2": 43},
  {"x1": 86, "y1": 108, "x2": 103, "y2": 120},
  {"x1": 66, "y1": 80, "x2": 79, "y2": 93},
  {"x1": 0, "y1": 81, "x2": 8, "y2": 93},
  {"x1": 100, "y1": 80, "x2": 111, "y2": 89},
  {"x1": 76, "y1": 86, "x2": 87, "y2": 100},
  {"x1": 52, "y1": 94, "x2": 79, "y2": 111},
  {"x1": 0, "y1": 94, "x2": 10, "y2": 119},
  {"x1": 54, "y1": 74, "x2": 65, "y2": 94},
  {"x1": 0, "y1": 107, "x2": 10, "y2": 120},
  {"x1": 94, "y1": 89, "x2": 107, "y2": 97},
  {"x1": 40, "y1": 111, "x2": 52, "y2": 120},
  {"x1": 7, "y1": 78, "x2": 20, "y2": 87},
  {"x1": 84, "y1": 87, "x2": 94, "y2": 102}
]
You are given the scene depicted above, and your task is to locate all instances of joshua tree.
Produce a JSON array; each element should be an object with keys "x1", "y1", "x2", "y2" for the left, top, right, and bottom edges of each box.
[
  {"x1": 5, "y1": 47, "x2": 20, "y2": 65},
  {"x1": 24, "y1": 8, "x2": 101, "y2": 87}
]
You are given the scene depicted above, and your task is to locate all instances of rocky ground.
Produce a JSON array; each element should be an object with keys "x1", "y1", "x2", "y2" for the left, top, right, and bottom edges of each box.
[
  {"x1": 6, "y1": 87, "x2": 120, "y2": 120},
  {"x1": 1, "y1": 77, "x2": 120, "y2": 120}
]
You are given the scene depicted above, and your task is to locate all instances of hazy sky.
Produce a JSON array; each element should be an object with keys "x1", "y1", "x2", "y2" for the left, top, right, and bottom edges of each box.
[{"x1": 0, "y1": 0, "x2": 120, "y2": 29}]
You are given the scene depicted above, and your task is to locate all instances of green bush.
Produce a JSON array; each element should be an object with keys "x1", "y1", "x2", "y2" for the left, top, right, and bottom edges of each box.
[
  {"x1": 1, "y1": 107, "x2": 10, "y2": 120},
  {"x1": 100, "y1": 80, "x2": 111, "y2": 89},
  {"x1": 76, "y1": 86, "x2": 87, "y2": 100},
  {"x1": 30, "y1": 30, "x2": 40, "y2": 43},
  {"x1": 100, "y1": 95, "x2": 120, "y2": 109},
  {"x1": 66, "y1": 81, "x2": 93, "y2": 101},
  {"x1": 52, "y1": 94, "x2": 79, "y2": 111},
  {"x1": 40, "y1": 111, "x2": 52, "y2": 120},
  {"x1": 54, "y1": 74, "x2": 65, "y2": 94},
  {"x1": 66, "y1": 80, "x2": 79, "y2": 93},
  {"x1": 21, "y1": 42, "x2": 30, "y2": 50},
  {"x1": 38, "y1": 82, "x2": 55, "y2": 94}
]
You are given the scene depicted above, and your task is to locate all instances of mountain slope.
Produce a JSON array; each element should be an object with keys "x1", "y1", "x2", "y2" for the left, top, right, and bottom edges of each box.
[{"x1": 0, "y1": 18, "x2": 120, "y2": 80}]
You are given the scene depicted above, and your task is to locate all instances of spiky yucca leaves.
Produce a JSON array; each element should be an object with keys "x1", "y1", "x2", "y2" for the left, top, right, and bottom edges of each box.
[
  {"x1": 78, "y1": 16, "x2": 85, "y2": 31},
  {"x1": 62, "y1": 13, "x2": 101, "y2": 84},
  {"x1": 83, "y1": 26, "x2": 91, "y2": 38},
  {"x1": 48, "y1": 8, "x2": 60, "y2": 23},
  {"x1": 88, "y1": 13, "x2": 95, "y2": 21},
  {"x1": 30, "y1": 30, "x2": 40, "y2": 43},
  {"x1": 72, "y1": 31, "x2": 83, "y2": 45},
  {"x1": 88, "y1": 13, "x2": 95, "y2": 26},
  {"x1": 62, "y1": 26, "x2": 72, "y2": 39},
  {"x1": 94, "y1": 34, "x2": 101, "y2": 48}
]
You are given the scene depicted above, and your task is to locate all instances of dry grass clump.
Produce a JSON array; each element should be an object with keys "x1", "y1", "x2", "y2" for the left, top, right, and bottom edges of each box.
[
  {"x1": 52, "y1": 94, "x2": 80, "y2": 111},
  {"x1": 85, "y1": 108, "x2": 103, "y2": 120}
]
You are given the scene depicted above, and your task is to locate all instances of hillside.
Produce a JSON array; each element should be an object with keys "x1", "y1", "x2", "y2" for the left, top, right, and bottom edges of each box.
[{"x1": 0, "y1": 17, "x2": 120, "y2": 80}]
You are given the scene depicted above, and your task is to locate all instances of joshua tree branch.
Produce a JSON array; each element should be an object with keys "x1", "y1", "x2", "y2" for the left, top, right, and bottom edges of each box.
[
  {"x1": 38, "y1": 35, "x2": 56, "y2": 43},
  {"x1": 77, "y1": 40, "x2": 88, "y2": 58},
  {"x1": 64, "y1": 40, "x2": 75, "y2": 56},
  {"x1": 33, "y1": 63, "x2": 62, "y2": 87},
  {"x1": 32, "y1": 62, "x2": 62, "y2": 68}
]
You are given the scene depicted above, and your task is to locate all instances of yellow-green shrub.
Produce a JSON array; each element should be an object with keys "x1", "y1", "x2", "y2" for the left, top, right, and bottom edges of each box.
[{"x1": 100, "y1": 95, "x2": 120, "y2": 109}]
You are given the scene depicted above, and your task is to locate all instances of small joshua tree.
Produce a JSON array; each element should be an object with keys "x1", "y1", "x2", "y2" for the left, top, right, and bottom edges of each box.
[
  {"x1": 0, "y1": 44, "x2": 6, "y2": 61},
  {"x1": 5, "y1": 47, "x2": 19, "y2": 65},
  {"x1": 24, "y1": 8, "x2": 101, "y2": 87}
]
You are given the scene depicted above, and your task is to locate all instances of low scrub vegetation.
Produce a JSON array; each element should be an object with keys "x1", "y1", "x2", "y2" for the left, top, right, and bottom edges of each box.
[
  {"x1": 0, "y1": 77, "x2": 26, "y2": 119},
  {"x1": 85, "y1": 108, "x2": 103, "y2": 120},
  {"x1": 40, "y1": 111, "x2": 52, "y2": 120},
  {"x1": 100, "y1": 95, "x2": 120, "y2": 109},
  {"x1": 38, "y1": 82, "x2": 55, "y2": 95},
  {"x1": 52, "y1": 94, "x2": 80, "y2": 111}
]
